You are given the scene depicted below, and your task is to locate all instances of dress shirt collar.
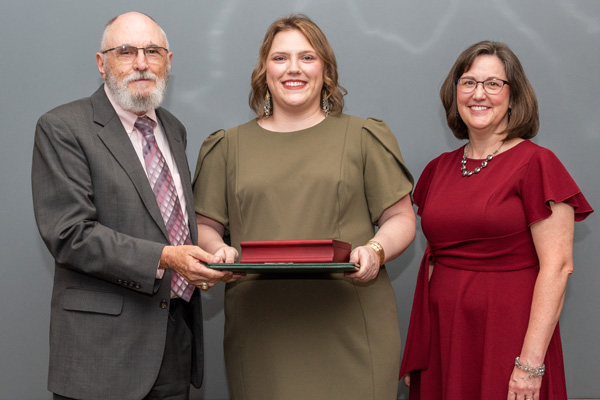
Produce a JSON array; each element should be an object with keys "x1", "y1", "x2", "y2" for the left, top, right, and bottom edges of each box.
[{"x1": 103, "y1": 84, "x2": 159, "y2": 134}]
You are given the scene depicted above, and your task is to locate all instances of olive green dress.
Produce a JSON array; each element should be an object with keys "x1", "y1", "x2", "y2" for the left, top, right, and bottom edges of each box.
[{"x1": 193, "y1": 114, "x2": 413, "y2": 400}]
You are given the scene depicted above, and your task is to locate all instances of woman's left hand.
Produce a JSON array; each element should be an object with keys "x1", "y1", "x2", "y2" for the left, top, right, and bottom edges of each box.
[
  {"x1": 344, "y1": 194, "x2": 416, "y2": 283},
  {"x1": 346, "y1": 245, "x2": 381, "y2": 282},
  {"x1": 507, "y1": 366, "x2": 542, "y2": 400}
]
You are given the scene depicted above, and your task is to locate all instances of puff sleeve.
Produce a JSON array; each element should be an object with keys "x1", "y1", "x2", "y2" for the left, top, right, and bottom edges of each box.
[
  {"x1": 192, "y1": 129, "x2": 230, "y2": 230},
  {"x1": 361, "y1": 118, "x2": 414, "y2": 224}
]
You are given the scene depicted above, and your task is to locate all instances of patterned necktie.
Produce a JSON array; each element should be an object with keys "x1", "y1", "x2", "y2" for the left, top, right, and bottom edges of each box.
[{"x1": 135, "y1": 116, "x2": 195, "y2": 301}]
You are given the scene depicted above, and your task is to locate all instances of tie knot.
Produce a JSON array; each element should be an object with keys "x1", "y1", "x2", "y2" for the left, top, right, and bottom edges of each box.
[{"x1": 135, "y1": 116, "x2": 157, "y2": 138}]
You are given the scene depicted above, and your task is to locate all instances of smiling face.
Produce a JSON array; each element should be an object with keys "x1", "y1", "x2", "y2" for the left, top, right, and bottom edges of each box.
[
  {"x1": 457, "y1": 55, "x2": 511, "y2": 137},
  {"x1": 96, "y1": 12, "x2": 172, "y2": 113},
  {"x1": 265, "y1": 29, "x2": 324, "y2": 116}
]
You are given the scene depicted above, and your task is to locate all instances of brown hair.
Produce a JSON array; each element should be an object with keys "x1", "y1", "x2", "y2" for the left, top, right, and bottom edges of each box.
[
  {"x1": 440, "y1": 40, "x2": 538, "y2": 140},
  {"x1": 249, "y1": 14, "x2": 346, "y2": 118}
]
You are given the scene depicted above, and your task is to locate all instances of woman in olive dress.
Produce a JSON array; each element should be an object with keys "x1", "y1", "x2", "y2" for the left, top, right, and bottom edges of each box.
[{"x1": 193, "y1": 14, "x2": 415, "y2": 400}]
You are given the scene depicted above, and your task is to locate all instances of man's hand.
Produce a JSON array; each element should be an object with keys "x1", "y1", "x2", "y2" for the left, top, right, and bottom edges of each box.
[{"x1": 159, "y1": 245, "x2": 234, "y2": 289}]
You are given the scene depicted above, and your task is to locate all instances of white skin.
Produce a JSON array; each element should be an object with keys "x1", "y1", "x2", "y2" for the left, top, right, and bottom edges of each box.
[
  {"x1": 96, "y1": 13, "x2": 172, "y2": 114},
  {"x1": 96, "y1": 12, "x2": 235, "y2": 288},
  {"x1": 404, "y1": 56, "x2": 576, "y2": 400},
  {"x1": 258, "y1": 28, "x2": 326, "y2": 132},
  {"x1": 457, "y1": 54, "x2": 513, "y2": 155},
  {"x1": 198, "y1": 28, "x2": 416, "y2": 282}
]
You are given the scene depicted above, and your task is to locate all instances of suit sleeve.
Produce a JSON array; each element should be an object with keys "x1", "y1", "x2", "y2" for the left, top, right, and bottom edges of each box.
[{"x1": 32, "y1": 110, "x2": 165, "y2": 295}]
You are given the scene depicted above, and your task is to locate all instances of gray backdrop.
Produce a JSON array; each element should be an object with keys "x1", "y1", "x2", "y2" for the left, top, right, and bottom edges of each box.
[{"x1": 1, "y1": 1, "x2": 598, "y2": 399}]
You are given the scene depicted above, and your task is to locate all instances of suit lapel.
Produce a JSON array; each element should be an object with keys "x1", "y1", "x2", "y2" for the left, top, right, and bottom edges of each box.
[{"x1": 91, "y1": 86, "x2": 170, "y2": 242}]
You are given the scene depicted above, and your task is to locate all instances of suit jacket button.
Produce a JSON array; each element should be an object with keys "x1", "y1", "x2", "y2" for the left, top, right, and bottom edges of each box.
[
  {"x1": 160, "y1": 300, "x2": 168, "y2": 309},
  {"x1": 135, "y1": 283, "x2": 141, "y2": 289}
]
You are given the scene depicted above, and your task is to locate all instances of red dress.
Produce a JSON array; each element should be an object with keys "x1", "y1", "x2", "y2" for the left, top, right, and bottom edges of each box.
[{"x1": 400, "y1": 140, "x2": 593, "y2": 399}]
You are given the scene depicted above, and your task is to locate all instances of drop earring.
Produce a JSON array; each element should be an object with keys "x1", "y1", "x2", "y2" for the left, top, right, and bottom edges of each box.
[
  {"x1": 263, "y1": 88, "x2": 272, "y2": 118},
  {"x1": 322, "y1": 89, "x2": 330, "y2": 116}
]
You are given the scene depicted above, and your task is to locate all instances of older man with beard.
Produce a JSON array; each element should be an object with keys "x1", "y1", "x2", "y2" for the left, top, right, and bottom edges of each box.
[{"x1": 32, "y1": 12, "x2": 237, "y2": 400}]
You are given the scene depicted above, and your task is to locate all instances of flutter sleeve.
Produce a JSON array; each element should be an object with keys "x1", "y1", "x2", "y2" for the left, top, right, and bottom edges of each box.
[
  {"x1": 521, "y1": 147, "x2": 593, "y2": 225},
  {"x1": 192, "y1": 129, "x2": 230, "y2": 230},
  {"x1": 362, "y1": 118, "x2": 414, "y2": 223}
]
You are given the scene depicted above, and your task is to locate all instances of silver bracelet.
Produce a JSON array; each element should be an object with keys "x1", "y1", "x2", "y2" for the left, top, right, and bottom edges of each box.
[{"x1": 515, "y1": 356, "x2": 545, "y2": 378}]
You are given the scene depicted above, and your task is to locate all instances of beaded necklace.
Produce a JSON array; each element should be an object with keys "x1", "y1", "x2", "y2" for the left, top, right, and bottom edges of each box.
[{"x1": 461, "y1": 141, "x2": 504, "y2": 177}]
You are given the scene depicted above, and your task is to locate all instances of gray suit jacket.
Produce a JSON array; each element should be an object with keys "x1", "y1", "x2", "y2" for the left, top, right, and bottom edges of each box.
[{"x1": 32, "y1": 85, "x2": 203, "y2": 399}]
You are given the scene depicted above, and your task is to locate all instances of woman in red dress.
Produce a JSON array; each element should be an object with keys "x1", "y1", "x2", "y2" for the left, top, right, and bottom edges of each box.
[{"x1": 400, "y1": 41, "x2": 593, "y2": 400}]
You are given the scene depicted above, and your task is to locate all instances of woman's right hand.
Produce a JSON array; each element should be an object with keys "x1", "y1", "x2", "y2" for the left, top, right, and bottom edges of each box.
[
  {"x1": 214, "y1": 245, "x2": 239, "y2": 264},
  {"x1": 402, "y1": 374, "x2": 411, "y2": 387},
  {"x1": 196, "y1": 213, "x2": 245, "y2": 282},
  {"x1": 213, "y1": 245, "x2": 245, "y2": 283}
]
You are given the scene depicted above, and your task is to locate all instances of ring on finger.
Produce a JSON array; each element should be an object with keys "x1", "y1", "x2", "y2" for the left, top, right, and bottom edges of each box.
[{"x1": 200, "y1": 282, "x2": 209, "y2": 291}]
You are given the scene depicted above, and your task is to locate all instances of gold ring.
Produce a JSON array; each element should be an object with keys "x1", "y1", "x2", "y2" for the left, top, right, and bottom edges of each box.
[{"x1": 200, "y1": 282, "x2": 209, "y2": 291}]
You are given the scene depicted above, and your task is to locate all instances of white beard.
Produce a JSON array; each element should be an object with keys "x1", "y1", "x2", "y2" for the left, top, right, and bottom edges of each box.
[{"x1": 105, "y1": 66, "x2": 170, "y2": 113}]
